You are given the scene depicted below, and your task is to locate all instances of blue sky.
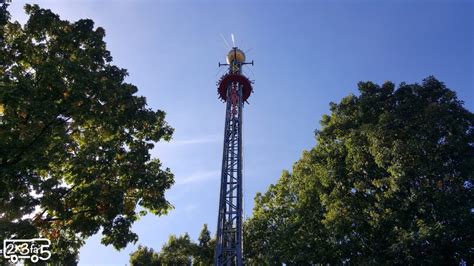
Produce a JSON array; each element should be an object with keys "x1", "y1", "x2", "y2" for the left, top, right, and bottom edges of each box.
[{"x1": 8, "y1": 0, "x2": 474, "y2": 265}]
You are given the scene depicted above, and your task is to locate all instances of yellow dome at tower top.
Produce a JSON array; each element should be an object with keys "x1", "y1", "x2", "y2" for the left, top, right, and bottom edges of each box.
[{"x1": 226, "y1": 48, "x2": 246, "y2": 64}]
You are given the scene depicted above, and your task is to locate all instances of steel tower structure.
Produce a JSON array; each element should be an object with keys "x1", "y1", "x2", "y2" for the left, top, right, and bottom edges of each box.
[{"x1": 215, "y1": 47, "x2": 253, "y2": 266}]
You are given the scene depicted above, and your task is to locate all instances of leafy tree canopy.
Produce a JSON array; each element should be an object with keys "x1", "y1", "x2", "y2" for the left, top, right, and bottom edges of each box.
[
  {"x1": 0, "y1": 4, "x2": 174, "y2": 263},
  {"x1": 129, "y1": 224, "x2": 215, "y2": 266},
  {"x1": 129, "y1": 245, "x2": 161, "y2": 266},
  {"x1": 245, "y1": 77, "x2": 474, "y2": 265},
  {"x1": 194, "y1": 224, "x2": 215, "y2": 265},
  {"x1": 159, "y1": 233, "x2": 194, "y2": 265}
]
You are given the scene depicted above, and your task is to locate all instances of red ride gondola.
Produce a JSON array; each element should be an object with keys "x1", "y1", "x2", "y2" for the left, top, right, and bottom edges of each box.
[{"x1": 217, "y1": 73, "x2": 253, "y2": 103}]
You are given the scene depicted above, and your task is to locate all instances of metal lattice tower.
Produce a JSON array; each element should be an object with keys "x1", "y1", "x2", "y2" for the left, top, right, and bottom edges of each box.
[{"x1": 215, "y1": 47, "x2": 253, "y2": 266}]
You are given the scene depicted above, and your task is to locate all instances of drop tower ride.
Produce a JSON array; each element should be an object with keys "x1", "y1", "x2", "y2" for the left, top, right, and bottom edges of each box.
[{"x1": 215, "y1": 47, "x2": 253, "y2": 265}]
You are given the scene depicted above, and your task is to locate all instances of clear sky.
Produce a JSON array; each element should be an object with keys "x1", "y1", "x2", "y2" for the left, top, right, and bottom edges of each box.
[{"x1": 7, "y1": 0, "x2": 474, "y2": 265}]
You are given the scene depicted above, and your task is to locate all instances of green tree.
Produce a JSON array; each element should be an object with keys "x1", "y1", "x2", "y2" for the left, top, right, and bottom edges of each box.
[
  {"x1": 129, "y1": 225, "x2": 217, "y2": 266},
  {"x1": 244, "y1": 170, "x2": 329, "y2": 265},
  {"x1": 129, "y1": 245, "x2": 161, "y2": 266},
  {"x1": 193, "y1": 224, "x2": 215, "y2": 265},
  {"x1": 0, "y1": 4, "x2": 174, "y2": 263},
  {"x1": 159, "y1": 233, "x2": 194, "y2": 266},
  {"x1": 245, "y1": 77, "x2": 474, "y2": 265}
]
